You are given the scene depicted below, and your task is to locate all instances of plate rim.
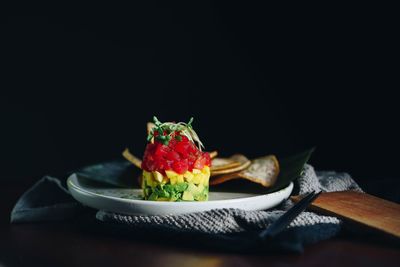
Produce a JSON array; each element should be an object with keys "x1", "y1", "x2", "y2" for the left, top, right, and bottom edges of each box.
[{"x1": 67, "y1": 173, "x2": 294, "y2": 206}]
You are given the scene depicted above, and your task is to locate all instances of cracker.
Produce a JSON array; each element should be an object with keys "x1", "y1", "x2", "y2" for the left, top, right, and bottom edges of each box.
[
  {"x1": 210, "y1": 155, "x2": 280, "y2": 187},
  {"x1": 147, "y1": 122, "x2": 156, "y2": 134},
  {"x1": 238, "y1": 155, "x2": 279, "y2": 187},
  {"x1": 210, "y1": 154, "x2": 251, "y2": 176},
  {"x1": 209, "y1": 150, "x2": 218, "y2": 159},
  {"x1": 122, "y1": 148, "x2": 142, "y2": 169},
  {"x1": 147, "y1": 122, "x2": 156, "y2": 143},
  {"x1": 209, "y1": 172, "x2": 242, "y2": 185},
  {"x1": 211, "y1": 158, "x2": 241, "y2": 171}
]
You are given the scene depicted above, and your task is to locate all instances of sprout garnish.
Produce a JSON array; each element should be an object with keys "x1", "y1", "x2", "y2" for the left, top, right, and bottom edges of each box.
[{"x1": 147, "y1": 116, "x2": 205, "y2": 150}]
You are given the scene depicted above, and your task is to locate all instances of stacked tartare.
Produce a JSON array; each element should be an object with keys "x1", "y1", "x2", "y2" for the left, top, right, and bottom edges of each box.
[{"x1": 141, "y1": 117, "x2": 211, "y2": 201}]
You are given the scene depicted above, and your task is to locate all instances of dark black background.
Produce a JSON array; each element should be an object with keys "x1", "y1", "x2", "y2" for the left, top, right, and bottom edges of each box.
[{"x1": 1, "y1": 3, "x2": 399, "y2": 185}]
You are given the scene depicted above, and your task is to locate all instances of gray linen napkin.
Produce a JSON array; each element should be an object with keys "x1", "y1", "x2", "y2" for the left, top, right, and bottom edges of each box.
[
  {"x1": 96, "y1": 164, "x2": 362, "y2": 251},
  {"x1": 10, "y1": 161, "x2": 362, "y2": 252}
]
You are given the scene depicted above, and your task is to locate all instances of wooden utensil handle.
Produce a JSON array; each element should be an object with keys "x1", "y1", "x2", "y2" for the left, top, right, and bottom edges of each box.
[{"x1": 291, "y1": 191, "x2": 400, "y2": 239}]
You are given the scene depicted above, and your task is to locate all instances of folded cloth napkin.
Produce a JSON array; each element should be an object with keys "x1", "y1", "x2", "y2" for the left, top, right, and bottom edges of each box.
[{"x1": 10, "y1": 162, "x2": 362, "y2": 253}]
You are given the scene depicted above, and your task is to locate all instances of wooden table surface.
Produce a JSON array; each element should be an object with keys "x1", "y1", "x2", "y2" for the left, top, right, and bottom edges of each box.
[{"x1": 1, "y1": 178, "x2": 399, "y2": 267}]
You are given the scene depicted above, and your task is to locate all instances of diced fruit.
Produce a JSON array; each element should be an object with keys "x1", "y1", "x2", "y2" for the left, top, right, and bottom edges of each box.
[
  {"x1": 182, "y1": 191, "x2": 194, "y2": 201},
  {"x1": 192, "y1": 175, "x2": 200, "y2": 185},
  {"x1": 194, "y1": 155, "x2": 209, "y2": 170},
  {"x1": 165, "y1": 170, "x2": 183, "y2": 184},
  {"x1": 142, "y1": 167, "x2": 210, "y2": 201},
  {"x1": 174, "y1": 141, "x2": 190, "y2": 156},
  {"x1": 144, "y1": 172, "x2": 155, "y2": 187},
  {"x1": 192, "y1": 169, "x2": 201, "y2": 174},
  {"x1": 203, "y1": 152, "x2": 211, "y2": 166},
  {"x1": 187, "y1": 183, "x2": 198, "y2": 194},
  {"x1": 183, "y1": 171, "x2": 194, "y2": 182},
  {"x1": 154, "y1": 143, "x2": 169, "y2": 158},
  {"x1": 195, "y1": 191, "x2": 208, "y2": 201},
  {"x1": 153, "y1": 171, "x2": 163, "y2": 183},
  {"x1": 144, "y1": 187, "x2": 151, "y2": 197},
  {"x1": 165, "y1": 170, "x2": 179, "y2": 179},
  {"x1": 202, "y1": 166, "x2": 210, "y2": 185},
  {"x1": 142, "y1": 126, "x2": 211, "y2": 175},
  {"x1": 162, "y1": 176, "x2": 169, "y2": 184},
  {"x1": 142, "y1": 162, "x2": 210, "y2": 201},
  {"x1": 203, "y1": 176, "x2": 209, "y2": 186},
  {"x1": 166, "y1": 151, "x2": 180, "y2": 161},
  {"x1": 175, "y1": 183, "x2": 189, "y2": 192},
  {"x1": 148, "y1": 192, "x2": 158, "y2": 200},
  {"x1": 172, "y1": 160, "x2": 188, "y2": 174},
  {"x1": 170, "y1": 176, "x2": 178, "y2": 185},
  {"x1": 197, "y1": 184, "x2": 205, "y2": 192},
  {"x1": 192, "y1": 173, "x2": 205, "y2": 185},
  {"x1": 177, "y1": 174, "x2": 184, "y2": 184},
  {"x1": 202, "y1": 166, "x2": 210, "y2": 175},
  {"x1": 143, "y1": 171, "x2": 153, "y2": 181}
]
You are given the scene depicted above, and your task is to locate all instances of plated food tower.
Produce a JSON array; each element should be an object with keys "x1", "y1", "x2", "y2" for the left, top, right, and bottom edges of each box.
[{"x1": 141, "y1": 117, "x2": 211, "y2": 201}]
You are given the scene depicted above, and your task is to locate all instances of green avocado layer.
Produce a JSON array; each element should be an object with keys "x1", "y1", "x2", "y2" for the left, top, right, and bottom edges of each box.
[{"x1": 143, "y1": 182, "x2": 209, "y2": 201}]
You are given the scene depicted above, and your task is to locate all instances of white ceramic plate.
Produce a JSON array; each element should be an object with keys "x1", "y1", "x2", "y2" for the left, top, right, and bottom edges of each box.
[{"x1": 67, "y1": 174, "x2": 293, "y2": 216}]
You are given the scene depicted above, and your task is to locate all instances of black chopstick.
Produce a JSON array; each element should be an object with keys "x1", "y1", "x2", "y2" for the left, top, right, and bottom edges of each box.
[{"x1": 259, "y1": 190, "x2": 321, "y2": 239}]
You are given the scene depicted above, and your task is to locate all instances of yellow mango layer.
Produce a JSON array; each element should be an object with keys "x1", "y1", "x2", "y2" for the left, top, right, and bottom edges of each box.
[{"x1": 142, "y1": 165, "x2": 210, "y2": 187}]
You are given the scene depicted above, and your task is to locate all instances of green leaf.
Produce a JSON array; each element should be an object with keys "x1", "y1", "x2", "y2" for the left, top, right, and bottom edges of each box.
[
  {"x1": 76, "y1": 160, "x2": 139, "y2": 187},
  {"x1": 153, "y1": 116, "x2": 161, "y2": 126},
  {"x1": 264, "y1": 147, "x2": 315, "y2": 193},
  {"x1": 187, "y1": 117, "x2": 194, "y2": 128}
]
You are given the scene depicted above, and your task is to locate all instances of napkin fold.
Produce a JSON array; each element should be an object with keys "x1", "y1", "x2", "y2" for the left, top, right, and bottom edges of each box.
[{"x1": 10, "y1": 161, "x2": 362, "y2": 253}]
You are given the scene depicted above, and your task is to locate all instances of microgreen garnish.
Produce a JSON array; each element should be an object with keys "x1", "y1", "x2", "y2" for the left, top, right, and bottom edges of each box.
[{"x1": 147, "y1": 116, "x2": 204, "y2": 150}]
